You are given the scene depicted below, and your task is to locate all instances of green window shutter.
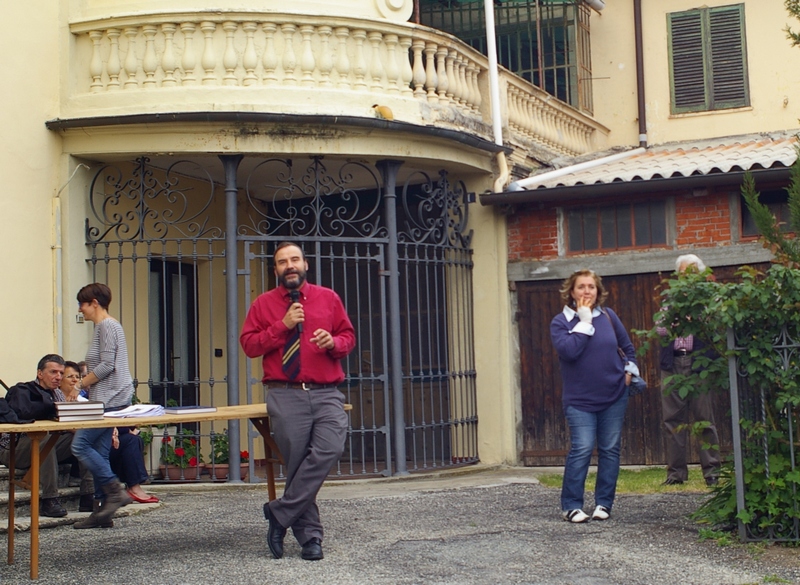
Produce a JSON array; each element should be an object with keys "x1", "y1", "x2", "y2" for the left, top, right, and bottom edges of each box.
[
  {"x1": 669, "y1": 10, "x2": 707, "y2": 111},
  {"x1": 668, "y1": 4, "x2": 749, "y2": 113},
  {"x1": 708, "y1": 5, "x2": 749, "y2": 109}
]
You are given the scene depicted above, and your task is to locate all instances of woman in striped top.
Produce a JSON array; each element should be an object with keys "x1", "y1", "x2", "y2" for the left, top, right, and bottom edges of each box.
[{"x1": 70, "y1": 283, "x2": 134, "y2": 529}]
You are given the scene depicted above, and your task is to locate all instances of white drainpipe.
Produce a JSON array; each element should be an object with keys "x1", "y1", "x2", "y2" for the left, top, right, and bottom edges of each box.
[
  {"x1": 506, "y1": 147, "x2": 645, "y2": 192},
  {"x1": 484, "y1": 0, "x2": 510, "y2": 192}
]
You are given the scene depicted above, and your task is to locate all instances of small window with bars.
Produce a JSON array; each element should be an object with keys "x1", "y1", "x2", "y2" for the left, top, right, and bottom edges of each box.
[
  {"x1": 668, "y1": 4, "x2": 749, "y2": 114},
  {"x1": 567, "y1": 201, "x2": 667, "y2": 253}
]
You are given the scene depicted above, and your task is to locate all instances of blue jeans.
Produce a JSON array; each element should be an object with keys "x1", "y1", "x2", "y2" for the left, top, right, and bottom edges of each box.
[
  {"x1": 561, "y1": 392, "x2": 628, "y2": 511},
  {"x1": 72, "y1": 427, "x2": 116, "y2": 499}
]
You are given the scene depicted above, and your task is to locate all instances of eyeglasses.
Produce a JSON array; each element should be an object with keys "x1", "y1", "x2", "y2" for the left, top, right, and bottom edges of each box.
[{"x1": 65, "y1": 374, "x2": 81, "y2": 380}]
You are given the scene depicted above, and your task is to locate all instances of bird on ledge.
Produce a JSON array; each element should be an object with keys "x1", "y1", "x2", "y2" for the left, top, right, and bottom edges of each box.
[{"x1": 372, "y1": 104, "x2": 394, "y2": 120}]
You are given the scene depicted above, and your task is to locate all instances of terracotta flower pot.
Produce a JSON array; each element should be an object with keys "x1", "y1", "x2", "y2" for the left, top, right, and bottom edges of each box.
[
  {"x1": 209, "y1": 463, "x2": 248, "y2": 481},
  {"x1": 159, "y1": 465, "x2": 199, "y2": 481}
]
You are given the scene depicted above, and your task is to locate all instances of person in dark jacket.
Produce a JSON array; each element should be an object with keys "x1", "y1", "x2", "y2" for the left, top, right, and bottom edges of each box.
[
  {"x1": 550, "y1": 270, "x2": 639, "y2": 523},
  {"x1": 0, "y1": 354, "x2": 74, "y2": 517},
  {"x1": 658, "y1": 254, "x2": 720, "y2": 486}
]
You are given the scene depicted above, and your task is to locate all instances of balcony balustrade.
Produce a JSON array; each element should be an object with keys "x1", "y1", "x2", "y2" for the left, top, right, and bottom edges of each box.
[{"x1": 67, "y1": 12, "x2": 606, "y2": 157}]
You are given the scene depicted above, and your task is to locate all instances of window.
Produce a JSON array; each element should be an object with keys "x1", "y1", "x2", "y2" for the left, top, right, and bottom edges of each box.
[
  {"x1": 741, "y1": 190, "x2": 792, "y2": 237},
  {"x1": 668, "y1": 4, "x2": 749, "y2": 114},
  {"x1": 419, "y1": 0, "x2": 593, "y2": 113},
  {"x1": 567, "y1": 201, "x2": 667, "y2": 253}
]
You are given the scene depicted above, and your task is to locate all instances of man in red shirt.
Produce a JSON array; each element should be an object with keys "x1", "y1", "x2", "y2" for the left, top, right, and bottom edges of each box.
[{"x1": 240, "y1": 241, "x2": 355, "y2": 561}]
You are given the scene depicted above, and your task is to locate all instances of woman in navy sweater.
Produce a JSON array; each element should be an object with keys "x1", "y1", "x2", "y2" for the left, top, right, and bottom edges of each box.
[{"x1": 550, "y1": 270, "x2": 639, "y2": 523}]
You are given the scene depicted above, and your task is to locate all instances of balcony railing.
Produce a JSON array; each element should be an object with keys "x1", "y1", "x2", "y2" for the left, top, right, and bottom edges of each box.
[{"x1": 68, "y1": 11, "x2": 607, "y2": 156}]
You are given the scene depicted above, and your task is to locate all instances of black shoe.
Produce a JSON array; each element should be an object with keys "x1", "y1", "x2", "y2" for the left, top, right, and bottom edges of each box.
[
  {"x1": 662, "y1": 478, "x2": 684, "y2": 486},
  {"x1": 301, "y1": 538, "x2": 323, "y2": 561},
  {"x1": 79, "y1": 494, "x2": 94, "y2": 513},
  {"x1": 705, "y1": 477, "x2": 719, "y2": 486},
  {"x1": 40, "y1": 497, "x2": 68, "y2": 518},
  {"x1": 263, "y1": 503, "x2": 286, "y2": 559}
]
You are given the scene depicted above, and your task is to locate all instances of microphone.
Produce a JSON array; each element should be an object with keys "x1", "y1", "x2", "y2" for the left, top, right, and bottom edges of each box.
[{"x1": 289, "y1": 290, "x2": 302, "y2": 333}]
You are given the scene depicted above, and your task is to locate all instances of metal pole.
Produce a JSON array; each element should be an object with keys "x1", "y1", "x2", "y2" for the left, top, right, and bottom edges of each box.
[
  {"x1": 484, "y1": 0, "x2": 504, "y2": 146},
  {"x1": 726, "y1": 327, "x2": 747, "y2": 541},
  {"x1": 377, "y1": 159, "x2": 408, "y2": 476},
  {"x1": 220, "y1": 154, "x2": 244, "y2": 481}
]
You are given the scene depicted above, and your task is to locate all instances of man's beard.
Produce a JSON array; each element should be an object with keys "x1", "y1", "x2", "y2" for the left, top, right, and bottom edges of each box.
[{"x1": 279, "y1": 268, "x2": 306, "y2": 289}]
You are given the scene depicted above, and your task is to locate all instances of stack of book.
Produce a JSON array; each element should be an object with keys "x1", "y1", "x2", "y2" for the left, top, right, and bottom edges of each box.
[{"x1": 55, "y1": 401, "x2": 105, "y2": 422}]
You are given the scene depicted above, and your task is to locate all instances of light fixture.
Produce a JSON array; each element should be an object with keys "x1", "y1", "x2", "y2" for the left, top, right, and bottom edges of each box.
[{"x1": 585, "y1": 0, "x2": 605, "y2": 11}]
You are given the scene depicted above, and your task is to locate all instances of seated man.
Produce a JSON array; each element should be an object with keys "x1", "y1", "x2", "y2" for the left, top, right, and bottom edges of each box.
[{"x1": 0, "y1": 354, "x2": 78, "y2": 517}]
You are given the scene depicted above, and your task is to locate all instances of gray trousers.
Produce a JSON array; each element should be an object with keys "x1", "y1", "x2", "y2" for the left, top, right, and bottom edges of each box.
[
  {"x1": 266, "y1": 386, "x2": 348, "y2": 546},
  {"x1": 661, "y1": 355, "x2": 720, "y2": 481},
  {"x1": 0, "y1": 432, "x2": 92, "y2": 499}
]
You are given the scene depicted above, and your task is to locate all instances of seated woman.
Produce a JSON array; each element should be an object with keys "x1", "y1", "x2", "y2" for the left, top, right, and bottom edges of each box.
[
  {"x1": 109, "y1": 427, "x2": 159, "y2": 504},
  {"x1": 59, "y1": 361, "x2": 95, "y2": 511}
]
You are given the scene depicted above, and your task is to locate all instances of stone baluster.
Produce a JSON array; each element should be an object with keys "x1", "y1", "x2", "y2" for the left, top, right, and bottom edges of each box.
[
  {"x1": 435, "y1": 46, "x2": 448, "y2": 104},
  {"x1": 261, "y1": 23, "x2": 278, "y2": 85},
  {"x1": 281, "y1": 24, "x2": 298, "y2": 85},
  {"x1": 527, "y1": 97, "x2": 538, "y2": 139},
  {"x1": 352, "y1": 29, "x2": 368, "y2": 90},
  {"x1": 411, "y1": 39, "x2": 426, "y2": 98},
  {"x1": 445, "y1": 50, "x2": 456, "y2": 103},
  {"x1": 334, "y1": 27, "x2": 351, "y2": 89},
  {"x1": 161, "y1": 24, "x2": 178, "y2": 87},
  {"x1": 398, "y1": 35, "x2": 413, "y2": 94},
  {"x1": 451, "y1": 52, "x2": 463, "y2": 107},
  {"x1": 467, "y1": 62, "x2": 480, "y2": 113},
  {"x1": 142, "y1": 25, "x2": 158, "y2": 88},
  {"x1": 89, "y1": 30, "x2": 104, "y2": 92},
  {"x1": 531, "y1": 98, "x2": 545, "y2": 144},
  {"x1": 507, "y1": 87, "x2": 519, "y2": 133},
  {"x1": 123, "y1": 27, "x2": 139, "y2": 88},
  {"x1": 222, "y1": 21, "x2": 239, "y2": 86},
  {"x1": 367, "y1": 31, "x2": 384, "y2": 91},
  {"x1": 107, "y1": 28, "x2": 121, "y2": 90},
  {"x1": 200, "y1": 21, "x2": 217, "y2": 85},
  {"x1": 299, "y1": 25, "x2": 316, "y2": 87},
  {"x1": 180, "y1": 23, "x2": 197, "y2": 85},
  {"x1": 457, "y1": 54, "x2": 468, "y2": 108},
  {"x1": 424, "y1": 42, "x2": 438, "y2": 102},
  {"x1": 318, "y1": 26, "x2": 333, "y2": 87},
  {"x1": 384, "y1": 34, "x2": 400, "y2": 94},
  {"x1": 242, "y1": 22, "x2": 258, "y2": 86}
]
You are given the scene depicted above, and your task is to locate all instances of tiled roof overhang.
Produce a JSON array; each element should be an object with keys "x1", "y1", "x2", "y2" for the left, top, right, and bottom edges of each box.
[{"x1": 481, "y1": 131, "x2": 798, "y2": 205}]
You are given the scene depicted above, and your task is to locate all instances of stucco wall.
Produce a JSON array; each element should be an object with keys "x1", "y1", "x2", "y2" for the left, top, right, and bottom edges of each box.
[
  {"x1": 0, "y1": 0, "x2": 63, "y2": 388},
  {"x1": 591, "y1": 1, "x2": 800, "y2": 147}
]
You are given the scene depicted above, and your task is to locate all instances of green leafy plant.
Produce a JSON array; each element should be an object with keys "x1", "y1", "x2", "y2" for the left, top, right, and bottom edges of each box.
[
  {"x1": 210, "y1": 429, "x2": 248, "y2": 464},
  {"x1": 161, "y1": 429, "x2": 203, "y2": 468}
]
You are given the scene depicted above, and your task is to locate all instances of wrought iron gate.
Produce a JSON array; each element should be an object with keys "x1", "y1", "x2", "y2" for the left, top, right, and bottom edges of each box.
[{"x1": 84, "y1": 155, "x2": 478, "y2": 479}]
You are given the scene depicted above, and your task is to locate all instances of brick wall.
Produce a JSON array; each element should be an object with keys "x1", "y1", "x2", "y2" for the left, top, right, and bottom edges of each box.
[
  {"x1": 674, "y1": 191, "x2": 731, "y2": 246},
  {"x1": 508, "y1": 207, "x2": 558, "y2": 261},
  {"x1": 507, "y1": 191, "x2": 732, "y2": 261}
]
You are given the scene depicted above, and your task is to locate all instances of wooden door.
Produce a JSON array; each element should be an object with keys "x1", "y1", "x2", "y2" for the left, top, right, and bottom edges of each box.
[{"x1": 518, "y1": 268, "x2": 740, "y2": 466}]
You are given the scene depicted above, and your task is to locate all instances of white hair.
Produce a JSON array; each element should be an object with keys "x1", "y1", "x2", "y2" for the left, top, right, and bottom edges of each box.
[{"x1": 675, "y1": 253, "x2": 706, "y2": 272}]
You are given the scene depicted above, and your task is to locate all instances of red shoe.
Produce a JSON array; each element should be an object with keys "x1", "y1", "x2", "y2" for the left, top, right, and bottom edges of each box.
[{"x1": 127, "y1": 489, "x2": 159, "y2": 504}]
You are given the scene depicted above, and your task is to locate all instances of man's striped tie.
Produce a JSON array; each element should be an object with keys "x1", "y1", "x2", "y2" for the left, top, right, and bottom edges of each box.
[{"x1": 282, "y1": 319, "x2": 301, "y2": 380}]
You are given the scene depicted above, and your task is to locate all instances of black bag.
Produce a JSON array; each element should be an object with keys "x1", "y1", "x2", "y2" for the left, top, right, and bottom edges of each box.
[
  {"x1": 605, "y1": 311, "x2": 648, "y2": 397},
  {"x1": 627, "y1": 374, "x2": 648, "y2": 396},
  {"x1": 5, "y1": 381, "x2": 57, "y2": 420}
]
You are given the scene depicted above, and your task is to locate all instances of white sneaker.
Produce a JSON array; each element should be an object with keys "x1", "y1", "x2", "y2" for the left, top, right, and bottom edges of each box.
[
  {"x1": 592, "y1": 505, "x2": 610, "y2": 521},
  {"x1": 562, "y1": 509, "x2": 590, "y2": 523}
]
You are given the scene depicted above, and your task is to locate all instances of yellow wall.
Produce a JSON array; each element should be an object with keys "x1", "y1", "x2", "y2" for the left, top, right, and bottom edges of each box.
[
  {"x1": 0, "y1": 0, "x2": 63, "y2": 388},
  {"x1": 591, "y1": 1, "x2": 800, "y2": 147}
]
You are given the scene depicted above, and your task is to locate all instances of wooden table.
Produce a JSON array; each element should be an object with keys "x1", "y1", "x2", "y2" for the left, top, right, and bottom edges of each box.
[{"x1": 0, "y1": 403, "x2": 283, "y2": 580}]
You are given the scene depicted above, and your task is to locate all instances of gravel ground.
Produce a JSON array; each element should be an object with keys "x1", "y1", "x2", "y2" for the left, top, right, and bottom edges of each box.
[{"x1": 4, "y1": 468, "x2": 800, "y2": 585}]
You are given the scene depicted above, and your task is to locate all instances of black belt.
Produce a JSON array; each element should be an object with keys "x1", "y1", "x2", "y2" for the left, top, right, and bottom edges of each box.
[
  {"x1": 673, "y1": 349, "x2": 692, "y2": 356},
  {"x1": 264, "y1": 381, "x2": 332, "y2": 390}
]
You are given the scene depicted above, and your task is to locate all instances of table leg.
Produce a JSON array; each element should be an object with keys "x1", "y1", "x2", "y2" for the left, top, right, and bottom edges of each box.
[
  {"x1": 7, "y1": 433, "x2": 16, "y2": 565},
  {"x1": 27, "y1": 431, "x2": 47, "y2": 581},
  {"x1": 249, "y1": 417, "x2": 284, "y2": 502}
]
